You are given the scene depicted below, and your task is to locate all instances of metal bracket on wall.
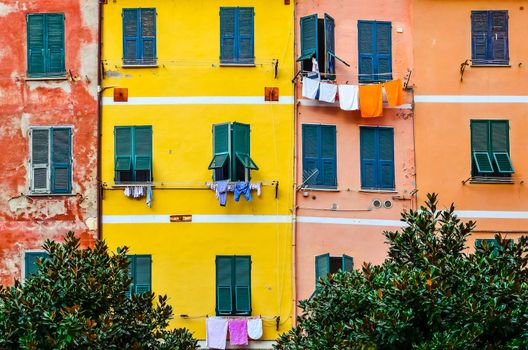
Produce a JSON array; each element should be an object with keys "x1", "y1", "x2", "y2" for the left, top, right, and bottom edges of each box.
[{"x1": 274, "y1": 181, "x2": 279, "y2": 199}]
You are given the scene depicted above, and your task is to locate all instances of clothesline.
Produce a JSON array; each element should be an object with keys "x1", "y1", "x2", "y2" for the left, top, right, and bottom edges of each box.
[
  {"x1": 301, "y1": 70, "x2": 394, "y2": 77},
  {"x1": 104, "y1": 180, "x2": 278, "y2": 188},
  {"x1": 180, "y1": 314, "x2": 278, "y2": 320}
]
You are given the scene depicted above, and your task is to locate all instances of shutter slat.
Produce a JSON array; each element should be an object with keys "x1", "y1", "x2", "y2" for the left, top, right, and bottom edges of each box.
[
  {"x1": 302, "y1": 125, "x2": 321, "y2": 186},
  {"x1": 140, "y1": 9, "x2": 156, "y2": 64},
  {"x1": 342, "y1": 255, "x2": 354, "y2": 272},
  {"x1": 490, "y1": 121, "x2": 508, "y2": 152},
  {"x1": 235, "y1": 256, "x2": 251, "y2": 314},
  {"x1": 220, "y1": 8, "x2": 236, "y2": 63},
  {"x1": 123, "y1": 9, "x2": 139, "y2": 63},
  {"x1": 300, "y1": 14, "x2": 318, "y2": 57},
  {"x1": 360, "y1": 127, "x2": 378, "y2": 188},
  {"x1": 135, "y1": 255, "x2": 151, "y2": 294},
  {"x1": 471, "y1": 121, "x2": 489, "y2": 152},
  {"x1": 324, "y1": 14, "x2": 336, "y2": 79},
  {"x1": 358, "y1": 21, "x2": 375, "y2": 82},
  {"x1": 216, "y1": 256, "x2": 234, "y2": 314},
  {"x1": 490, "y1": 11, "x2": 508, "y2": 63},
  {"x1": 134, "y1": 127, "x2": 152, "y2": 181},
  {"x1": 315, "y1": 254, "x2": 330, "y2": 287},
  {"x1": 320, "y1": 125, "x2": 336, "y2": 187},
  {"x1": 46, "y1": 14, "x2": 65, "y2": 75},
  {"x1": 378, "y1": 128, "x2": 395, "y2": 189},
  {"x1": 238, "y1": 8, "x2": 254, "y2": 64},
  {"x1": 231, "y1": 123, "x2": 250, "y2": 180},
  {"x1": 27, "y1": 14, "x2": 46, "y2": 76},
  {"x1": 51, "y1": 128, "x2": 71, "y2": 193},
  {"x1": 376, "y1": 22, "x2": 392, "y2": 81}
]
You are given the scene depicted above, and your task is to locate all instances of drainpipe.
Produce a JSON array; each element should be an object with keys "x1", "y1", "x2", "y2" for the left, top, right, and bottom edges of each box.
[{"x1": 96, "y1": 0, "x2": 104, "y2": 241}]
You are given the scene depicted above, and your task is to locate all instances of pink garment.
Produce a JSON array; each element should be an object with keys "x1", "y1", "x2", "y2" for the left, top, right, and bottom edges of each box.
[{"x1": 228, "y1": 319, "x2": 248, "y2": 346}]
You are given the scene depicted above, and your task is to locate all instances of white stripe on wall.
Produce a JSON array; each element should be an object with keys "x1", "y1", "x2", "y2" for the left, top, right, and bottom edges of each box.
[
  {"x1": 414, "y1": 95, "x2": 528, "y2": 103},
  {"x1": 297, "y1": 216, "x2": 407, "y2": 227},
  {"x1": 455, "y1": 210, "x2": 528, "y2": 219},
  {"x1": 102, "y1": 96, "x2": 294, "y2": 106}
]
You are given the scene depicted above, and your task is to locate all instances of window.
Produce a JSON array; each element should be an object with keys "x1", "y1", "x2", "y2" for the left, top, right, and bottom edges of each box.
[
  {"x1": 358, "y1": 21, "x2": 392, "y2": 83},
  {"x1": 208, "y1": 123, "x2": 258, "y2": 182},
  {"x1": 302, "y1": 124, "x2": 337, "y2": 189},
  {"x1": 30, "y1": 127, "x2": 72, "y2": 194},
  {"x1": 471, "y1": 11, "x2": 508, "y2": 65},
  {"x1": 27, "y1": 13, "x2": 65, "y2": 78},
  {"x1": 360, "y1": 127, "x2": 394, "y2": 190},
  {"x1": 216, "y1": 256, "x2": 251, "y2": 316},
  {"x1": 114, "y1": 126, "x2": 152, "y2": 183},
  {"x1": 298, "y1": 14, "x2": 348, "y2": 80},
  {"x1": 123, "y1": 8, "x2": 156, "y2": 65},
  {"x1": 471, "y1": 120, "x2": 513, "y2": 177},
  {"x1": 126, "y1": 255, "x2": 152, "y2": 297},
  {"x1": 315, "y1": 254, "x2": 353, "y2": 287},
  {"x1": 220, "y1": 7, "x2": 254, "y2": 65},
  {"x1": 24, "y1": 252, "x2": 49, "y2": 279}
]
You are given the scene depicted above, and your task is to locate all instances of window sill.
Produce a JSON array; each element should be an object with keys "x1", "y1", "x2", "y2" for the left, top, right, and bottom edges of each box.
[
  {"x1": 470, "y1": 64, "x2": 510, "y2": 68},
  {"x1": 121, "y1": 64, "x2": 159, "y2": 69},
  {"x1": 359, "y1": 189, "x2": 397, "y2": 193},
  {"x1": 219, "y1": 63, "x2": 256, "y2": 67},
  {"x1": 27, "y1": 193, "x2": 74, "y2": 197},
  {"x1": 469, "y1": 177, "x2": 514, "y2": 184},
  {"x1": 113, "y1": 183, "x2": 154, "y2": 188},
  {"x1": 25, "y1": 76, "x2": 68, "y2": 81},
  {"x1": 302, "y1": 187, "x2": 340, "y2": 192}
]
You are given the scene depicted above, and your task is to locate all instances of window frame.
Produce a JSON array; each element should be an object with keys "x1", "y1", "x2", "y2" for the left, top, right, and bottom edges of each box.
[
  {"x1": 315, "y1": 253, "x2": 354, "y2": 289},
  {"x1": 471, "y1": 10, "x2": 509, "y2": 66},
  {"x1": 470, "y1": 120, "x2": 513, "y2": 178},
  {"x1": 357, "y1": 20, "x2": 393, "y2": 83},
  {"x1": 122, "y1": 8, "x2": 157, "y2": 66},
  {"x1": 220, "y1": 7, "x2": 255, "y2": 66},
  {"x1": 114, "y1": 125, "x2": 153, "y2": 184},
  {"x1": 23, "y1": 251, "x2": 49, "y2": 281},
  {"x1": 216, "y1": 255, "x2": 252, "y2": 316},
  {"x1": 126, "y1": 254, "x2": 152, "y2": 298},
  {"x1": 301, "y1": 124, "x2": 337, "y2": 189}
]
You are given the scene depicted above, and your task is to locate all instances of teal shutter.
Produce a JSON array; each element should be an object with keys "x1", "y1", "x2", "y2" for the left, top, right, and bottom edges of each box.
[
  {"x1": 123, "y1": 9, "x2": 139, "y2": 64},
  {"x1": 24, "y1": 252, "x2": 48, "y2": 279},
  {"x1": 31, "y1": 129, "x2": 50, "y2": 193},
  {"x1": 376, "y1": 22, "x2": 392, "y2": 81},
  {"x1": 471, "y1": 120, "x2": 493, "y2": 174},
  {"x1": 135, "y1": 255, "x2": 152, "y2": 294},
  {"x1": 114, "y1": 127, "x2": 132, "y2": 182},
  {"x1": 315, "y1": 253, "x2": 330, "y2": 287},
  {"x1": 133, "y1": 126, "x2": 152, "y2": 181},
  {"x1": 490, "y1": 121, "x2": 513, "y2": 173},
  {"x1": 471, "y1": 120, "x2": 512, "y2": 175},
  {"x1": 216, "y1": 256, "x2": 234, "y2": 315},
  {"x1": 299, "y1": 14, "x2": 318, "y2": 62},
  {"x1": 490, "y1": 11, "x2": 508, "y2": 64},
  {"x1": 126, "y1": 255, "x2": 136, "y2": 298},
  {"x1": 342, "y1": 255, "x2": 354, "y2": 272},
  {"x1": 140, "y1": 9, "x2": 156, "y2": 64},
  {"x1": 378, "y1": 128, "x2": 395, "y2": 189},
  {"x1": 46, "y1": 14, "x2": 65, "y2": 75},
  {"x1": 360, "y1": 127, "x2": 377, "y2": 188},
  {"x1": 238, "y1": 8, "x2": 254, "y2": 64},
  {"x1": 220, "y1": 8, "x2": 236, "y2": 63},
  {"x1": 324, "y1": 14, "x2": 336, "y2": 80},
  {"x1": 51, "y1": 128, "x2": 72, "y2": 193},
  {"x1": 358, "y1": 21, "x2": 375, "y2": 82},
  {"x1": 209, "y1": 123, "x2": 231, "y2": 181},
  {"x1": 302, "y1": 124, "x2": 319, "y2": 187},
  {"x1": 234, "y1": 256, "x2": 251, "y2": 314},
  {"x1": 321, "y1": 125, "x2": 337, "y2": 187},
  {"x1": 232, "y1": 122, "x2": 257, "y2": 180},
  {"x1": 27, "y1": 14, "x2": 46, "y2": 76}
]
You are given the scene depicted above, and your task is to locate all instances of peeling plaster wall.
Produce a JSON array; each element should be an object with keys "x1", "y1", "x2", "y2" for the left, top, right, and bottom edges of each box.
[{"x1": 0, "y1": 0, "x2": 99, "y2": 286}]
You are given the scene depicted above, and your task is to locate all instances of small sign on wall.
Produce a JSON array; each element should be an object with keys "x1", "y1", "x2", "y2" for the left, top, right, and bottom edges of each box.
[
  {"x1": 265, "y1": 87, "x2": 279, "y2": 102},
  {"x1": 114, "y1": 88, "x2": 128, "y2": 102}
]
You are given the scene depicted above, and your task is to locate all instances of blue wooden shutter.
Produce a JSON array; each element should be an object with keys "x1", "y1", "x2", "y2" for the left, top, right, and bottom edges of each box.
[
  {"x1": 376, "y1": 22, "x2": 392, "y2": 81},
  {"x1": 216, "y1": 256, "x2": 234, "y2": 315},
  {"x1": 302, "y1": 125, "x2": 320, "y2": 187},
  {"x1": 220, "y1": 8, "x2": 236, "y2": 63},
  {"x1": 320, "y1": 125, "x2": 337, "y2": 187},
  {"x1": 234, "y1": 256, "x2": 251, "y2": 314},
  {"x1": 315, "y1": 254, "x2": 330, "y2": 287},
  {"x1": 324, "y1": 14, "x2": 336, "y2": 79},
  {"x1": 51, "y1": 128, "x2": 72, "y2": 193},
  {"x1": 490, "y1": 11, "x2": 508, "y2": 64},
  {"x1": 114, "y1": 127, "x2": 133, "y2": 182},
  {"x1": 135, "y1": 255, "x2": 152, "y2": 294},
  {"x1": 342, "y1": 255, "x2": 354, "y2": 272},
  {"x1": 46, "y1": 14, "x2": 65, "y2": 76},
  {"x1": 123, "y1": 9, "x2": 139, "y2": 64},
  {"x1": 299, "y1": 14, "x2": 318, "y2": 70},
  {"x1": 360, "y1": 127, "x2": 378, "y2": 189},
  {"x1": 24, "y1": 252, "x2": 48, "y2": 279},
  {"x1": 238, "y1": 8, "x2": 254, "y2": 64},
  {"x1": 471, "y1": 11, "x2": 489, "y2": 64},
  {"x1": 133, "y1": 126, "x2": 152, "y2": 181},
  {"x1": 358, "y1": 21, "x2": 375, "y2": 82},
  {"x1": 27, "y1": 14, "x2": 46, "y2": 76},
  {"x1": 31, "y1": 129, "x2": 50, "y2": 193},
  {"x1": 140, "y1": 9, "x2": 156, "y2": 64},
  {"x1": 378, "y1": 128, "x2": 395, "y2": 189}
]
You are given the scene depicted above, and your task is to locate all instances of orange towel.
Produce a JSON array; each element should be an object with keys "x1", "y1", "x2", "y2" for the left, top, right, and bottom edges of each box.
[
  {"x1": 384, "y1": 79, "x2": 403, "y2": 107},
  {"x1": 359, "y1": 84, "x2": 383, "y2": 118}
]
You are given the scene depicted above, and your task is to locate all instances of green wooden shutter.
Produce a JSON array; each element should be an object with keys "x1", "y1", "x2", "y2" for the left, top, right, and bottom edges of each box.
[
  {"x1": 324, "y1": 14, "x2": 336, "y2": 79},
  {"x1": 133, "y1": 126, "x2": 152, "y2": 181},
  {"x1": 232, "y1": 122, "x2": 257, "y2": 180},
  {"x1": 302, "y1": 125, "x2": 320, "y2": 187},
  {"x1": 490, "y1": 121, "x2": 513, "y2": 173},
  {"x1": 470, "y1": 120, "x2": 493, "y2": 174},
  {"x1": 299, "y1": 14, "x2": 318, "y2": 61},
  {"x1": 376, "y1": 22, "x2": 392, "y2": 81},
  {"x1": 320, "y1": 125, "x2": 337, "y2": 187},
  {"x1": 342, "y1": 255, "x2": 354, "y2": 272},
  {"x1": 220, "y1": 8, "x2": 236, "y2": 64},
  {"x1": 216, "y1": 256, "x2": 234, "y2": 315},
  {"x1": 378, "y1": 128, "x2": 395, "y2": 189},
  {"x1": 126, "y1": 255, "x2": 136, "y2": 298},
  {"x1": 31, "y1": 129, "x2": 50, "y2": 193},
  {"x1": 358, "y1": 21, "x2": 375, "y2": 82},
  {"x1": 490, "y1": 11, "x2": 508, "y2": 64},
  {"x1": 238, "y1": 8, "x2": 254, "y2": 64},
  {"x1": 209, "y1": 123, "x2": 230, "y2": 180},
  {"x1": 27, "y1": 14, "x2": 46, "y2": 76},
  {"x1": 24, "y1": 252, "x2": 48, "y2": 279},
  {"x1": 135, "y1": 255, "x2": 152, "y2": 294},
  {"x1": 123, "y1": 9, "x2": 139, "y2": 64},
  {"x1": 46, "y1": 14, "x2": 65, "y2": 76},
  {"x1": 114, "y1": 127, "x2": 133, "y2": 182},
  {"x1": 471, "y1": 11, "x2": 489, "y2": 64},
  {"x1": 234, "y1": 256, "x2": 251, "y2": 314},
  {"x1": 360, "y1": 127, "x2": 377, "y2": 189},
  {"x1": 315, "y1": 253, "x2": 330, "y2": 287},
  {"x1": 140, "y1": 9, "x2": 156, "y2": 64},
  {"x1": 51, "y1": 128, "x2": 72, "y2": 193}
]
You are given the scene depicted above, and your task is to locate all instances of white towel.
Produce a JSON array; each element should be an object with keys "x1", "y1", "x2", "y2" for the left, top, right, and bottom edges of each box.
[
  {"x1": 338, "y1": 85, "x2": 359, "y2": 111},
  {"x1": 302, "y1": 77, "x2": 320, "y2": 100},
  {"x1": 319, "y1": 82, "x2": 338, "y2": 103},
  {"x1": 206, "y1": 317, "x2": 228, "y2": 349},
  {"x1": 247, "y1": 318, "x2": 263, "y2": 340}
]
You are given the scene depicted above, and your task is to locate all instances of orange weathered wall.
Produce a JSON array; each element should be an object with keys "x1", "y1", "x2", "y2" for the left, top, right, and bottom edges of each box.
[
  {"x1": 295, "y1": 0, "x2": 415, "y2": 301},
  {"x1": 0, "y1": 0, "x2": 99, "y2": 285}
]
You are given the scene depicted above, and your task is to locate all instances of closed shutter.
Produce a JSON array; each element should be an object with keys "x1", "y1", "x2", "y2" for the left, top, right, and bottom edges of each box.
[
  {"x1": 134, "y1": 126, "x2": 152, "y2": 181},
  {"x1": 376, "y1": 22, "x2": 392, "y2": 81},
  {"x1": 24, "y1": 252, "x2": 48, "y2": 279},
  {"x1": 378, "y1": 128, "x2": 395, "y2": 189},
  {"x1": 302, "y1": 125, "x2": 320, "y2": 187},
  {"x1": 324, "y1": 14, "x2": 336, "y2": 79},
  {"x1": 135, "y1": 255, "x2": 152, "y2": 294},
  {"x1": 490, "y1": 11, "x2": 508, "y2": 64},
  {"x1": 471, "y1": 121, "x2": 494, "y2": 174},
  {"x1": 123, "y1": 9, "x2": 139, "y2": 64},
  {"x1": 27, "y1": 14, "x2": 46, "y2": 76},
  {"x1": 216, "y1": 256, "x2": 234, "y2": 315},
  {"x1": 315, "y1": 254, "x2": 330, "y2": 287},
  {"x1": 342, "y1": 255, "x2": 354, "y2": 272},
  {"x1": 238, "y1": 8, "x2": 254, "y2": 64},
  {"x1": 358, "y1": 21, "x2": 375, "y2": 82},
  {"x1": 320, "y1": 125, "x2": 337, "y2": 187},
  {"x1": 490, "y1": 121, "x2": 513, "y2": 173},
  {"x1": 360, "y1": 127, "x2": 377, "y2": 189},
  {"x1": 220, "y1": 8, "x2": 236, "y2": 63},
  {"x1": 46, "y1": 14, "x2": 65, "y2": 75},
  {"x1": 114, "y1": 127, "x2": 132, "y2": 181},
  {"x1": 31, "y1": 129, "x2": 50, "y2": 193},
  {"x1": 140, "y1": 9, "x2": 156, "y2": 64},
  {"x1": 51, "y1": 128, "x2": 72, "y2": 193},
  {"x1": 234, "y1": 256, "x2": 251, "y2": 314},
  {"x1": 471, "y1": 11, "x2": 489, "y2": 63},
  {"x1": 126, "y1": 255, "x2": 136, "y2": 298}
]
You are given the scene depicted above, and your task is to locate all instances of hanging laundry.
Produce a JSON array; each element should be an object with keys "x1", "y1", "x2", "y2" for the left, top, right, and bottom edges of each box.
[
  {"x1": 311, "y1": 57, "x2": 320, "y2": 80},
  {"x1": 247, "y1": 317, "x2": 263, "y2": 340},
  {"x1": 249, "y1": 182, "x2": 262, "y2": 197},
  {"x1": 359, "y1": 84, "x2": 383, "y2": 118},
  {"x1": 318, "y1": 82, "x2": 338, "y2": 103},
  {"x1": 234, "y1": 182, "x2": 252, "y2": 202},
  {"x1": 383, "y1": 79, "x2": 403, "y2": 107},
  {"x1": 146, "y1": 186, "x2": 153, "y2": 208},
  {"x1": 228, "y1": 319, "x2": 248, "y2": 346},
  {"x1": 123, "y1": 187, "x2": 132, "y2": 197},
  {"x1": 206, "y1": 317, "x2": 228, "y2": 350},
  {"x1": 338, "y1": 85, "x2": 359, "y2": 111},
  {"x1": 302, "y1": 77, "x2": 320, "y2": 100},
  {"x1": 216, "y1": 180, "x2": 230, "y2": 207}
]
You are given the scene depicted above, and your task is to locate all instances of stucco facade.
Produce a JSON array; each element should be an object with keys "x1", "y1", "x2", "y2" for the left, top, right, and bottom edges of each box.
[{"x1": 0, "y1": 0, "x2": 99, "y2": 286}]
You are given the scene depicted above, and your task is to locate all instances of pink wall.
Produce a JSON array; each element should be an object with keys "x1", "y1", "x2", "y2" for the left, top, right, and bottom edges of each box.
[{"x1": 295, "y1": 0, "x2": 414, "y2": 301}]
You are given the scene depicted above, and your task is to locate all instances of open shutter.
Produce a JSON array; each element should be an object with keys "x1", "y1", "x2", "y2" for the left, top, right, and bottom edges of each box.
[
  {"x1": 234, "y1": 256, "x2": 251, "y2": 314},
  {"x1": 51, "y1": 128, "x2": 72, "y2": 193},
  {"x1": 24, "y1": 252, "x2": 48, "y2": 279},
  {"x1": 220, "y1": 8, "x2": 236, "y2": 64},
  {"x1": 46, "y1": 14, "x2": 65, "y2": 75},
  {"x1": 140, "y1": 9, "x2": 156, "y2": 64},
  {"x1": 134, "y1": 126, "x2": 152, "y2": 181},
  {"x1": 123, "y1": 9, "x2": 139, "y2": 64},
  {"x1": 471, "y1": 121, "x2": 493, "y2": 174},
  {"x1": 471, "y1": 11, "x2": 490, "y2": 64},
  {"x1": 31, "y1": 129, "x2": 50, "y2": 193},
  {"x1": 490, "y1": 11, "x2": 508, "y2": 64},
  {"x1": 320, "y1": 125, "x2": 337, "y2": 187},
  {"x1": 135, "y1": 255, "x2": 152, "y2": 294},
  {"x1": 216, "y1": 256, "x2": 234, "y2": 315},
  {"x1": 315, "y1": 254, "x2": 330, "y2": 287},
  {"x1": 378, "y1": 128, "x2": 395, "y2": 189},
  {"x1": 27, "y1": 14, "x2": 46, "y2": 76},
  {"x1": 114, "y1": 127, "x2": 132, "y2": 182},
  {"x1": 324, "y1": 14, "x2": 336, "y2": 79},
  {"x1": 376, "y1": 22, "x2": 392, "y2": 81},
  {"x1": 360, "y1": 127, "x2": 378, "y2": 189},
  {"x1": 299, "y1": 14, "x2": 318, "y2": 62},
  {"x1": 209, "y1": 123, "x2": 230, "y2": 180},
  {"x1": 232, "y1": 122, "x2": 257, "y2": 180},
  {"x1": 342, "y1": 255, "x2": 354, "y2": 272},
  {"x1": 302, "y1": 125, "x2": 320, "y2": 187},
  {"x1": 358, "y1": 21, "x2": 375, "y2": 82},
  {"x1": 490, "y1": 121, "x2": 513, "y2": 173},
  {"x1": 126, "y1": 255, "x2": 136, "y2": 298},
  {"x1": 238, "y1": 8, "x2": 254, "y2": 64}
]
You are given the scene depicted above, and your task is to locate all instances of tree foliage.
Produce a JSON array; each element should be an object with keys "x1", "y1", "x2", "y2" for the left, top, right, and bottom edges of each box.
[
  {"x1": 0, "y1": 232, "x2": 197, "y2": 350},
  {"x1": 276, "y1": 193, "x2": 528, "y2": 350}
]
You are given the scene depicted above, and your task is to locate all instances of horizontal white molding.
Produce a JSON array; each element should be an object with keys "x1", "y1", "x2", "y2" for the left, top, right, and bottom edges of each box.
[
  {"x1": 103, "y1": 214, "x2": 291, "y2": 224},
  {"x1": 297, "y1": 216, "x2": 407, "y2": 227},
  {"x1": 414, "y1": 95, "x2": 528, "y2": 103},
  {"x1": 298, "y1": 99, "x2": 412, "y2": 109},
  {"x1": 455, "y1": 210, "x2": 528, "y2": 219},
  {"x1": 197, "y1": 340, "x2": 274, "y2": 349},
  {"x1": 103, "y1": 215, "x2": 170, "y2": 224},
  {"x1": 103, "y1": 96, "x2": 294, "y2": 106}
]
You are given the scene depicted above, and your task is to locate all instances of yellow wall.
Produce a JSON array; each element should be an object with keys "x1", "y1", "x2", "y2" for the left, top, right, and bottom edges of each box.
[{"x1": 101, "y1": 0, "x2": 294, "y2": 340}]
